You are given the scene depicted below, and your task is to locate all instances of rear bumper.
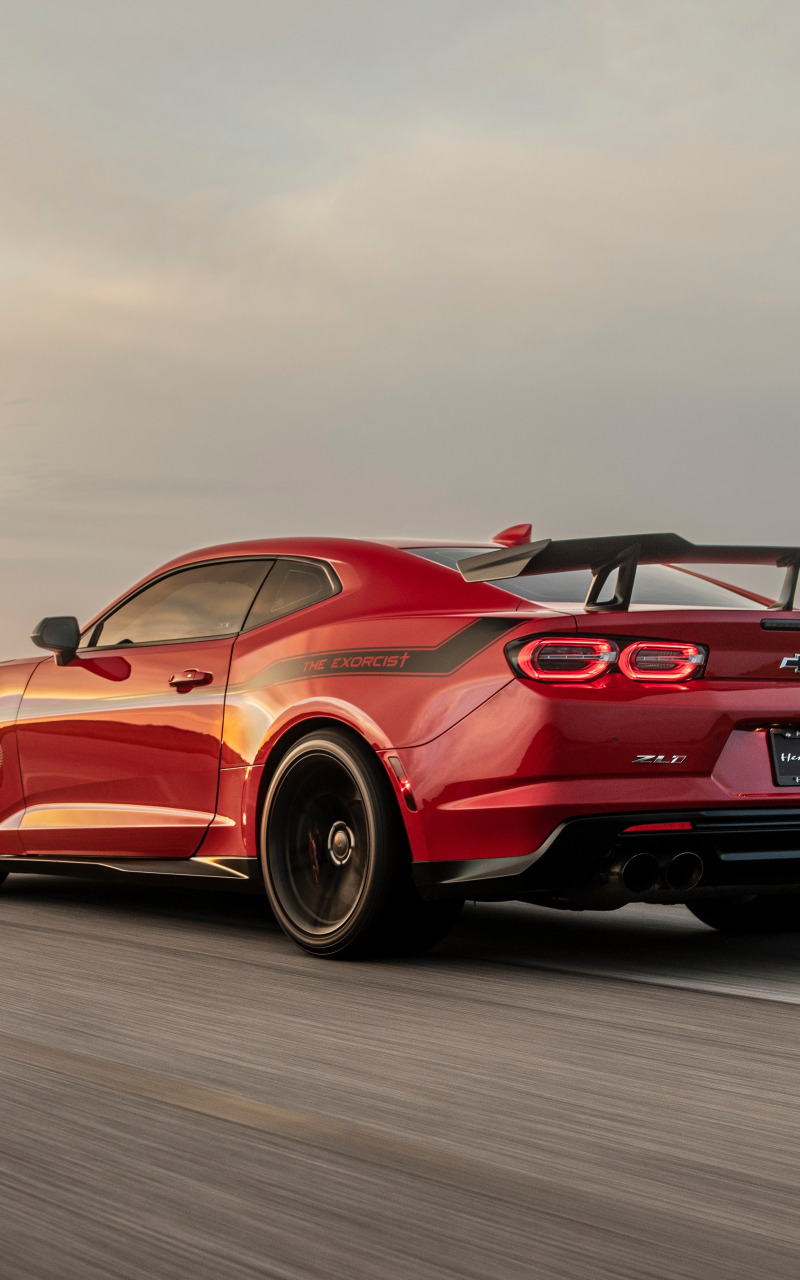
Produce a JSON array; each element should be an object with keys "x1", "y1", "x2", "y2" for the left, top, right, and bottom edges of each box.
[{"x1": 413, "y1": 807, "x2": 800, "y2": 903}]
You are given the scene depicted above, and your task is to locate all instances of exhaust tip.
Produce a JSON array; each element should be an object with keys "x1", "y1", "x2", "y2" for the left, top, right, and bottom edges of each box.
[
  {"x1": 620, "y1": 852, "x2": 660, "y2": 895},
  {"x1": 665, "y1": 851, "x2": 704, "y2": 892}
]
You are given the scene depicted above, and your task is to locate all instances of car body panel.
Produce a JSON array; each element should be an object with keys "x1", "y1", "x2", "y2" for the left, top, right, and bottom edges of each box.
[
  {"x1": 397, "y1": 674, "x2": 800, "y2": 865},
  {"x1": 0, "y1": 658, "x2": 43, "y2": 855},
  {"x1": 572, "y1": 609, "x2": 800, "y2": 680},
  {"x1": 13, "y1": 639, "x2": 235, "y2": 856},
  {"x1": 222, "y1": 612, "x2": 530, "y2": 767}
]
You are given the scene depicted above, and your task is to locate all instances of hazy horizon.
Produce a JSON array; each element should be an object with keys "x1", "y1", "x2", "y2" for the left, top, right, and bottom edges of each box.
[{"x1": 3, "y1": 1, "x2": 800, "y2": 656}]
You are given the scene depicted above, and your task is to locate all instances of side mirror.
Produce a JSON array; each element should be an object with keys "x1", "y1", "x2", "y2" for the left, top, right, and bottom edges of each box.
[{"x1": 31, "y1": 616, "x2": 81, "y2": 665}]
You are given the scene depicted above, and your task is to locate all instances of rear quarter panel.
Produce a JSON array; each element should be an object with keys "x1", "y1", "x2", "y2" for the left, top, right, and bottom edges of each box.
[
  {"x1": 223, "y1": 610, "x2": 524, "y2": 766},
  {"x1": 210, "y1": 545, "x2": 574, "y2": 864},
  {"x1": 221, "y1": 547, "x2": 573, "y2": 767}
]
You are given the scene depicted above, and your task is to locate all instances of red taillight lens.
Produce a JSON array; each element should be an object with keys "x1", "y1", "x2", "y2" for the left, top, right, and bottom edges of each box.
[
  {"x1": 619, "y1": 641, "x2": 706, "y2": 681},
  {"x1": 515, "y1": 637, "x2": 618, "y2": 681}
]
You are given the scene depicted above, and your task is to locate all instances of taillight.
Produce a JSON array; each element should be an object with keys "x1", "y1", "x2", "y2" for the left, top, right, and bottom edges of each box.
[
  {"x1": 515, "y1": 637, "x2": 618, "y2": 681},
  {"x1": 618, "y1": 641, "x2": 706, "y2": 681}
]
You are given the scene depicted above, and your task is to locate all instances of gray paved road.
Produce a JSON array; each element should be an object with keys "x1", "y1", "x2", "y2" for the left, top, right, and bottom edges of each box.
[{"x1": 1, "y1": 875, "x2": 799, "y2": 1280}]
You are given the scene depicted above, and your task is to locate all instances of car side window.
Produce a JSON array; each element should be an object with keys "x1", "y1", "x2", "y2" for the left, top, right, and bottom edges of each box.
[
  {"x1": 86, "y1": 560, "x2": 273, "y2": 648},
  {"x1": 242, "y1": 559, "x2": 337, "y2": 631}
]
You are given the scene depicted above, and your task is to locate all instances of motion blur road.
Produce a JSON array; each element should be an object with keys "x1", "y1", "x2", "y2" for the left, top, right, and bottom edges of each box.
[{"x1": 1, "y1": 877, "x2": 799, "y2": 1280}]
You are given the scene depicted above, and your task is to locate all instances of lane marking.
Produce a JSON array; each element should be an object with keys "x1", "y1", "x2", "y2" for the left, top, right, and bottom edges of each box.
[
  {"x1": 0, "y1": 1029, "x2": 510, "y2": 1182},
  {"x1": 0, "y1": 1030, "x2": 602, "y2": 1224}
]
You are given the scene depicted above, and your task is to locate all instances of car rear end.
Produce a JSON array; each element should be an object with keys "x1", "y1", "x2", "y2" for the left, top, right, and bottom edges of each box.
[{"x1": 401, "y1": 541, "x2": 800, "y2": 914}]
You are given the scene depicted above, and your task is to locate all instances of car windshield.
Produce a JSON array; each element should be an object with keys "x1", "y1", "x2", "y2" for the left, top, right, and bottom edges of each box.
[{"x1": 408, "y1": 547, "x2": 767, "y2": 609}]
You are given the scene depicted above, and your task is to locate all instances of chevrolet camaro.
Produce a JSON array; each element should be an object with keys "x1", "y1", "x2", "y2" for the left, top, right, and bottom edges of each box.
[{"x1": 1, "y1": 525, "x2": 799, "y2": 957}]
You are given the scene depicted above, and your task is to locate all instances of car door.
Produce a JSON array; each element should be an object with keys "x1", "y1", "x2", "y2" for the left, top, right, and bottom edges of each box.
[{"x1": 15, "y1": 558, "x2": 272, "y2": 858}]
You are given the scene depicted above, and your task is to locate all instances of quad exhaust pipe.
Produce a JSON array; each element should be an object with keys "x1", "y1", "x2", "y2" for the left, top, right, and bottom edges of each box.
[
  {"x1": 618, "y1": 852, "x2": 660, "y2": 895},
  {"x1": 664, "y1": 851, "x2": 704, "y2": 892},
  {"x1": 613, "y1": 850, "x2": 704, "y2": 898},
  {"x1": 551, "y1": 848, "x2": 706, "y2": 910}
]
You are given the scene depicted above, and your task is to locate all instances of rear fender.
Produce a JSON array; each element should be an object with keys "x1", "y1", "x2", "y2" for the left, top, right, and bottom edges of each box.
[
  {"x1": 221, "y1": 613, "x2": 560, "y2": 768},
  {"x1": 229, "y1": 710, "x2": 431, "y2": 866}
]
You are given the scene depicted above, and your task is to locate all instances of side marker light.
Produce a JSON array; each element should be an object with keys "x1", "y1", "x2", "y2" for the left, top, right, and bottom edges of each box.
[{"x1": 387, "y1": 756, "x2": 418, "y2": 812}]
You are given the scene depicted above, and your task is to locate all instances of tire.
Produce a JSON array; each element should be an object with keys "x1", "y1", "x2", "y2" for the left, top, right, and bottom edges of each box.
[
  {"x1": 687, "y1": 894, "x2": 800, "y2": 934},
  {"x1": 260, "y1": 729, "x2": 462, "y2": 958}
]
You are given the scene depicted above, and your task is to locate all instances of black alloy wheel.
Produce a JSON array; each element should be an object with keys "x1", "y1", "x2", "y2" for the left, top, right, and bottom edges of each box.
[
  {"x1": 688, "y1": 894, "x2": 800, "y2": 934},
  {"x1": 261, "y1": 729, "x2": 462, "y2": 958}
]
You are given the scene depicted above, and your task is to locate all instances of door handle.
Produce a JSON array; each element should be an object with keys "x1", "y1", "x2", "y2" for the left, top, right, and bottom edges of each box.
[{"x1": 169, "y1": 669, "x2": 214, "y2": 691}]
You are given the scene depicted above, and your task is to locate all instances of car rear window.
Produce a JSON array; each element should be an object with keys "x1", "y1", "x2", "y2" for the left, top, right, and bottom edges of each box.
[
  {"x1": 242, "y1": 558, "x2": 339, "y2": 630},
  {"x1": 409, "y1": 547, "x2": 766, "y2": 609}
]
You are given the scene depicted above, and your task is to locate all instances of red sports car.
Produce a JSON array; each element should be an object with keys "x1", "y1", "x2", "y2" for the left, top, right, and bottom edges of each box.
[{"x1": 2, "y1": 526, "x2": 799, "y2": 957}]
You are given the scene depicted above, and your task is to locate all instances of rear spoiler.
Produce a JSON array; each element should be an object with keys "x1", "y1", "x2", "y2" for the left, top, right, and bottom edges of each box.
[{"x1": 457, "y1": 533, "x2": 800, "y2": 613}]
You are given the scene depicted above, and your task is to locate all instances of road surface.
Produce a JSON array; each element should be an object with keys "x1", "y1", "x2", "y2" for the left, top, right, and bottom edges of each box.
[{"x1": 1, "y1": 875, "x2": 799, "y2": 1279}]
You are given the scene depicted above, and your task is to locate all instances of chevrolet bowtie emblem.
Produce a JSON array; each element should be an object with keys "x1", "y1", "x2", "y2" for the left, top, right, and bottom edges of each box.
[{"x1": 780, "y1": 654, "x2": 800, "y2": 672}]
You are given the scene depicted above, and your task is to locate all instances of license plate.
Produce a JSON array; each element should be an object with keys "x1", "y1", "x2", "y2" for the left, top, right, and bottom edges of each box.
[{"x1": 770, "y1": 728, "x2": 800, "y2": 786}]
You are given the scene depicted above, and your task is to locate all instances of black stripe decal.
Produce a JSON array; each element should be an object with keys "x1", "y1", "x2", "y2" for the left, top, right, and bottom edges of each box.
[{"x1": 246, "y1": 618, "x2": 520, "y2": 687}]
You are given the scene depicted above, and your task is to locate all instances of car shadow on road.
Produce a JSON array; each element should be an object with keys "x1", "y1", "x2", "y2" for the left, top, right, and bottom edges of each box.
[
  {"x1": 438, "y1": 899, "x2": 800, "y2": 992},
  {"x1": 3, "y1": 873, "x2": 281, "y2": 932},
  {"x1": 5, "y1": 874, "x2": 800, "y2": 990}
]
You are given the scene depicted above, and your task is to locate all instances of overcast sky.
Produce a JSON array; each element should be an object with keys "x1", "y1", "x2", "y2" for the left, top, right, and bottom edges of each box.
[{"x1": 2, "y1": 0, "x2": 799, "y2": 656}]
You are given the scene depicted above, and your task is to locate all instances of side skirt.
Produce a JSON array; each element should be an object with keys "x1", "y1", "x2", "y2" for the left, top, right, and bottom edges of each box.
[{"x1": 0, "y1": 856, "x2": 264, "y2": 894}]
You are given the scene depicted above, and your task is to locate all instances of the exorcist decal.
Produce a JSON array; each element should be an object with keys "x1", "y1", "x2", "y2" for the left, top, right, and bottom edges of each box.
[{"x1": 252, "y1": 618, "x2": 520, "y2": 686}]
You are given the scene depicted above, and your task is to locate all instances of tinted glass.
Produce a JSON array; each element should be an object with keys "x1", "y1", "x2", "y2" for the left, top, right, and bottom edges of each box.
[
  {"x1": 89, "y1": 560, "x2": 272, "y2": 648},
  {"x1": 243, "y1": 559, "x2": 336, "y2": 630},
  {"x1": 409, "y1": 547, "x2": 765, "y2": 609}
]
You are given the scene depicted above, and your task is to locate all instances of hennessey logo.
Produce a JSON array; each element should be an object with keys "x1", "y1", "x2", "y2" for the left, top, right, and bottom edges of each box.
[{"x1": 780, "y1": 655, "x2": 800, "y2": 672}]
